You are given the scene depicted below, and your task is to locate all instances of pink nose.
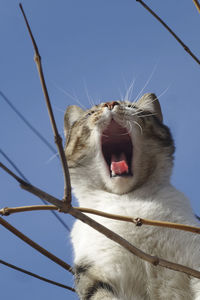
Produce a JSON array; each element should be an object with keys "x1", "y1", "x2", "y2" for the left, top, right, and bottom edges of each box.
[{"x1": 103, "y1": 101, "x2": 119, "y2": 110}]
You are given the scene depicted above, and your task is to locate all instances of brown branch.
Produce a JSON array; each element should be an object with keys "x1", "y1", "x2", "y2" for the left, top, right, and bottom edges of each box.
[
  {"x1": 0, "y1": 162, "x2": 25, "y2": 185},
  {"x1": 20, "y1": 182, "x2": 67, "y2": 211},
  {"x1": 0, "y1": 217, "x2": 73, "y2": 274},
  {"x1": 0, "y1": 259, "x2": 75, "y2": 292},
  {"x1": 76, "y1": 207, "x2": 200, "y2": 235},
  {"x1": 0, "y1": 161, "x2": 68, "y2": 211},
  {"x1": 1, "y1": 163, "x2": 200, "y2": 279},
  {"x1": 0, "y1": 205, "x2": 58, "y2": 215},
  {"x1": 136, "y1": 0, "x2": 200, "y2": 65},
  {"x1": 69, "y1": 207, "x2": 200, "y2": 279},
  {"x1": 1, "y1": 205, "x2": 200, "y2": 235},
  {"x1": 19, "y1": 3, "x2": 71, "y2": 205},
  {"x1": 193, "y1": 0, "x2": 200, "y2": 13}
]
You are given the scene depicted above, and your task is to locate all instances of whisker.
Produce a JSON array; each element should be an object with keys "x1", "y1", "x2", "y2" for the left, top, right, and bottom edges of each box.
[
  {"x1": 126, "y1": 120, "x2": 133, "y2": 135},
  {"x1": 119, "y1": 88, "x2": 124, "y2": 101},
  {"x1": 136, "y1": 96, "x2": 158, "y2": 111},
  {"x1": 137, "y1": 112, "x2": 157, "y2": 118},
  {"x1": 46, "y1": 152, "x2": 59, "y2": 164},
  {"x1": 102, "y1": 132, "x2": 130, "y2": 137},
  {"x1": 73, "y1": 90, "x2": 87, "y2": 109},
  {"x1": 128, "y1": 108, "x2": 143, "y2": 117},
  {"x1": 117, "y1": 132, "x2": 131, "y2": 136},
  {"x1": 134, "y1": 63, "x2": 158, "y2": 102},
  {"x1": 124, "y1": 79, "x2": 135, "y2": 101},
  {"x1": 133, "y1": 121, "x2": 143, "y2": 135},
  {"x1": 83, "y1": 80, "x2": 95, "y2": 107},
  {"x1": 52, "y1": 82, "x2": 87, "y2": 109},
  {"x1": 157, "y1": 85, "x2": 171, "y2": 100},
  {"x1": 137, "y1": 85, "x2": 171, "y2": 111},
  {"x1": 52, "y1": 105, "x2": 65, "y2": 114}
]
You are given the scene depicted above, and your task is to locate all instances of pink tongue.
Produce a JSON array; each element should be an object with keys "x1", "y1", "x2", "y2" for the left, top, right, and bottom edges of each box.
[{"x1": 111, "y1": 153, "x2": 129, "y2": 175}]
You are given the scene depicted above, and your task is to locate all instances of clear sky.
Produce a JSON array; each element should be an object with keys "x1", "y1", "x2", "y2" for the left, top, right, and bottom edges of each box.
[{"x1": 0, "y1": 1, "x2": 200, "y2": 299}]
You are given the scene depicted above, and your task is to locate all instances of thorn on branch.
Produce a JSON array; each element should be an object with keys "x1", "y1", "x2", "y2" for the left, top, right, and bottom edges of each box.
[
  {"x1": 54, "y1": 134, "x2": 62, "y2": 145},
  {"x1": 134, "y1": 218, "x2": 143, "y2": 226},
  {"x1": 1, "y1": 207, "x2": 10, "y2": 216},
  {"x1": 34, "y1": 54, "x2": 41, "y2": 64},
  {"x1": 152, "y1": 256, "x2": 159, "y2": 266}
]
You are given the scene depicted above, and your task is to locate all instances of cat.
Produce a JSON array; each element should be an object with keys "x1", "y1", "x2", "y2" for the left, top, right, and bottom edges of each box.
[{"x1": 64, "y1": 93, "x2": 200, "y2": 300}]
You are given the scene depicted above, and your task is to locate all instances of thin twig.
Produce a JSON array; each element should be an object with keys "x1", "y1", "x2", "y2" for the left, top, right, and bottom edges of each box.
[
  {"x1": 1, "y1": 205, "x2": 200, "y2": 235},
  {"x1": 76, "y1": 207, "x2": 200, "y2": 234},
  {"x1": 0, "y1": 162, "x2": 25, "y2": 185},
  {"x1": 0, "y1": 259, "x2": 75, "y2": 292},
  {"x1": 136, "y1": 0, "x2": 200, "y2": 65},
  {"x1": 0, "y1": 148, "x2": 70, "y2": 231},
  {"x1": 20, "y1": 182, "x2": 67, "y2": 211},
  {"x1": 0, "y1": 205, "x2": 58, "y2": 215},
  {"x1": 69, "y1": 207, "x2": 200, "y2": 279},
  {"x1": 19, "y1": 3, "x2": 71, "y2": 204},
  {"x1": 0, "y1": 161, "x2": 68, "y2": 211},
  {"x1": 1, "y1": 162, "x2": 200, "y2": 279},
  {"x1": 193, "y1": 0, "x2": 200, "y2": 13},
  {"x1": 0, "y1": 217, "x2": 73, "y2": 274}
]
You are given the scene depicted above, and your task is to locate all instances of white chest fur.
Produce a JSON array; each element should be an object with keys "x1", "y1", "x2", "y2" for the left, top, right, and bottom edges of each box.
[{"x1": 71, "y1": 185, "x2": 200, "y2": 299}]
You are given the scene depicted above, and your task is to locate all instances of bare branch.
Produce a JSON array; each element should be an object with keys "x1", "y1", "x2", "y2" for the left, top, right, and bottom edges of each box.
[
  {"x1": 0, "y1": 161, "x2": 26, "y2": 185},
  {"x1": 0, "y1": 149, "x2": 70, "y2": 231},
  {"x1": 0, "y1": 259, "x2": 75, "y2": 292},
  {"x1": 76, "y1": 207, "x2": 200, "y2": 235},
  {"x1": 136, "y1": 0, "x2": 200, "y2": 65},
  {"x1": 2, "y1": 155, "x2": 200, "y2": 280},
  {"x1": 0, "y1": 205, "x2": 58, "y2": 216},
  {"x1": 1, "y1": 159, "x2": 200, "y2": 278},
  {"x1": 0, "y1": 161, "x2": 68, "y2": 211},
  {"x1": 2, "y1": 205, "x2": 200, "y2": 235},
  {"x1": 20, "y1": 182, "x2": 67, "y2": 211},
  {"x1": 69, "y1": 207, "x2": 200, "y2": 279},
  {"x1": 193, "y1": 0, "x2": 200, "y2": 13},
  {"x1": 19, "y1": 3, "x2": 71, "y2": 205},
  {"x1": 0, "y1": 217, "x2": 73, "y2": 274}
]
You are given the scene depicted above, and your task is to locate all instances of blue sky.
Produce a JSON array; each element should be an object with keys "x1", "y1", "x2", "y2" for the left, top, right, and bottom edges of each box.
[{"x1": 0, "y1": 1, "x2": 200, "y2": 299}]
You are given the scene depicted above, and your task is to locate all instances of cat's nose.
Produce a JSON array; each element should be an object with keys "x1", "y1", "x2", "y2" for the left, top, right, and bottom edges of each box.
[{"x1": 103, "y1": 101, "x2": 119, "y2": 110}]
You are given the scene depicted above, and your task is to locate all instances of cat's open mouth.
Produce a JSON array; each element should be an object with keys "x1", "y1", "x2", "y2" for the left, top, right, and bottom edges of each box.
[{"x1": 101, "y1": 120, "x2": 133, "y2": 177}]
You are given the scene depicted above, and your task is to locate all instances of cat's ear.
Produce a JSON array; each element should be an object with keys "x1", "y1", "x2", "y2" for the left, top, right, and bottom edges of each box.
[
  {"x1": 64, "y1": 105, "x2": 84, "y2": 137},
  {"x1": 136, "y1": 93, "x2": 163, "y2": 122}
]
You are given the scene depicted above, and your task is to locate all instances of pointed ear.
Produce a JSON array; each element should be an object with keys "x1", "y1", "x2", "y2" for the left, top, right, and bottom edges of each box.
[
  {"x1": 64, "y1": 105, "x2": 84, "y2": 137},
  {"x1": 137, "y1": 93, "x2": 163, "y2": 122}
]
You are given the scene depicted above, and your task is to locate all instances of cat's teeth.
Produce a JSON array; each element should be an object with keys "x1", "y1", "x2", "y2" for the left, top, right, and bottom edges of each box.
[
  {"x1": 111, "y1": 169, "x2": 117, "y2": 177},
  {"x1": 111, "y1": 153, "x2": 127, "y2": 163}
]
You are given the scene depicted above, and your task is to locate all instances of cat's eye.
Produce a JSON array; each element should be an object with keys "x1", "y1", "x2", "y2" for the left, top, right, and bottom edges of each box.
[
  {"x1": 127, "y1": 104, "x2": 136, "y2": 108},
  {"x1": 85, "y1": 110, "x2": 95, "y2": 117}
]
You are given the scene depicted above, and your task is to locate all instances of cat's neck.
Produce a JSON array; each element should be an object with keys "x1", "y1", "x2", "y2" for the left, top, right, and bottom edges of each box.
[{"x1": 73, "y1": 176, "x2": 172, "y2": 209}]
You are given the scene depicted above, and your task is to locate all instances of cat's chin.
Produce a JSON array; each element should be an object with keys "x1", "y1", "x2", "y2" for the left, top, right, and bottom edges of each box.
[{"x1": 103, "y1": 175, "x2": 135, "y2": 195}]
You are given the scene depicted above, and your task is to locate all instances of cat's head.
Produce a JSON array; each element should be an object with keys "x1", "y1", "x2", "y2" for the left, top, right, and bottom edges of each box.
[{"x1": 64, "y1": 93, "x2": 174, "y2": 195}]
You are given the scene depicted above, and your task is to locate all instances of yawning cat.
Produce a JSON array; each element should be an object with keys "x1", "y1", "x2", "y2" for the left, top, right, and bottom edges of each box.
[{"x1": 64, "y1": 93, "x2": 200, "y2": 300}]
